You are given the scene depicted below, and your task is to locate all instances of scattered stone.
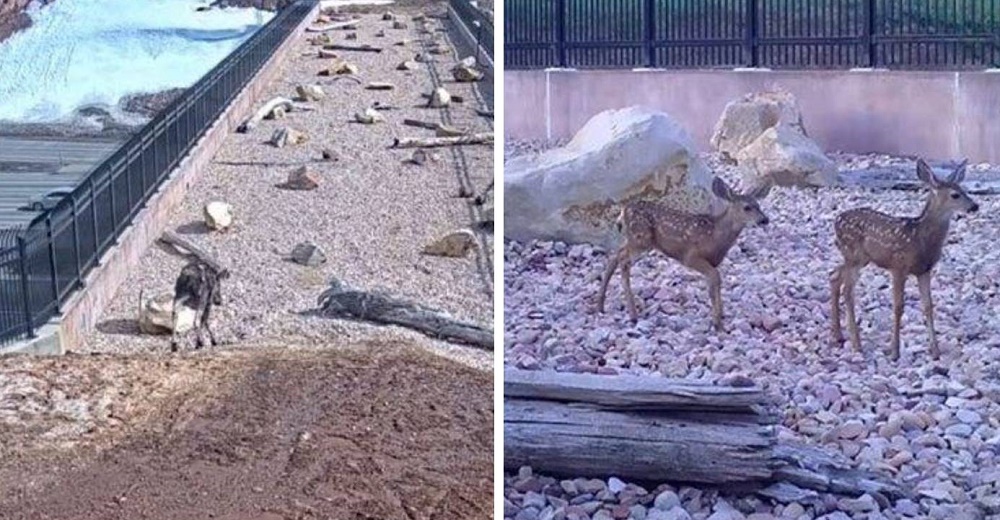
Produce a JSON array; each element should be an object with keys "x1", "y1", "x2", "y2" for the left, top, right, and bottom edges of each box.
[
  {"x1": 523, "y1": 491, "x2": 547, "y2": 510},
  {"x1": 290, "y1": 242, "x2": 326, "y2": 267},
  {"x1": 421, "y1": 229, "x2": 477, "y2": 258},
  {"x1": 608, "y1": 477, "x2": 626, "y2": 494},
  {"x1": 283, "y1": 166, "x2": 320, "y2": 191},
  {"x1": 956, "y1": 409, "x2": 982, "y2": 424},
  {"x1": 270, "y1": 127, "x2": 309, "y2": 148},
  {"x1": 452, "y1": 63, "x2": 484, "y2": 82},
  {"x1": 392, "y1": 20, "x2": 407, "y2": 29},
  {"x1": 355, "y1": 108, "x2": 384, "y2": 124},
  {"x1": 375, "y1": 29, "x2": 385, "y2": 37},
  {"x1": 321, "y1": 148, "x2": 339, "y2": 162},
  {"x1": 837, "y1": 494, "x2": 878, "y2": 514},
  {"x1": 203, "y1": 201, "x2": 233, "y2": 231},
  {"x1": 428, "y1": 87, "x2": 452, "y2": 108},
  {"x1": 345, "y1": 32, "x2": 357, "y2": 40},
  {"x1": 409, "y1": 149, "x2": 428, "y2": 165},
  {"x1": 397, "y1": 60, "x2": 419, "y2": 71},
  {"x1": 295, "y1": 84, "x2": 326, "y2": 101},
  {"x1": 893, "y1": 499, "x2": 920, "y2": 517},
  {"x1": 382, "y1": 11, "x2": 395, "y2": 20},
  {"x1": 365, "y1": 82, "x2": 395, "y2": 90},
  {"x1": 320, "y1": 59, "x2": 359, "y2": 75},
  {"x1": 138, "y1": 291, "x2": 189, "y2": 335},
  {"x1": 780, "y1": 503, "x2": 805, "y2": 518},
  {"x1": 653, "y1": 491, "x2": 680, "y2": 511}
]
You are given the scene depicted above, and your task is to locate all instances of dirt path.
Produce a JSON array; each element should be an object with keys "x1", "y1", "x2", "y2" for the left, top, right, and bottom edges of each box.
[{"x1": 0, "y1": 342, "x2": 493, "y2": 519}]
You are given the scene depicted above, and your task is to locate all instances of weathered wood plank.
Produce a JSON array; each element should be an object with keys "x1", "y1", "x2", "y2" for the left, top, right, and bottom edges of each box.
[{"x1": 505, "y1": 368, "x2": 772, "y2": 413}]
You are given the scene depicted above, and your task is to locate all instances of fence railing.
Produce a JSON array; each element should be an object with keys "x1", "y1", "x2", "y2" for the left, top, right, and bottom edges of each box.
[
  {"x1": 452, "y1": 0, "x2": 495, "y2": 60},
  {"x1": 0, "y1": 0, "x2": 317, "y2": 348},
  {"x1": 506, "y1": 0, "x2": 1000, "y2": 70}
]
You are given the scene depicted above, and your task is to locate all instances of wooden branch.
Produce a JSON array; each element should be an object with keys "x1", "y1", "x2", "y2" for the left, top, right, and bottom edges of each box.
[
  {"x1": 306, "y1": 19, "x2": 360, "y2": 32},
  {"x1": 159, "y1": 231, "x2": 227, "y2": 274},
  {"x1": 323, "y1": 43, "x2": 382, "y2": 53},
  {"x1": 403, "y1": 118, "x2": 439, "y2": 130},
  {"x1": 392, "y1": 133, "x2": 493, "y2": 148},
  {"x1": 317, "y1": 279, "x2": 492, "y2": 349},
  {"x1": 237, "y1": 96, "x2": 293, "y2": 133},
  {"x1": 504, "y1": 370, "x2": 906, "y2": 501}
]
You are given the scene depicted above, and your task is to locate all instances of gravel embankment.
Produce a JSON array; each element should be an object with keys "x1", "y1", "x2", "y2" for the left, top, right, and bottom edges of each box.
[
  {"x1": 503, "y1": 141, "x2": 1000, "y2": 519},
  {"x1": 83, "y1": 9, "x2": 494, "y2": 371}
]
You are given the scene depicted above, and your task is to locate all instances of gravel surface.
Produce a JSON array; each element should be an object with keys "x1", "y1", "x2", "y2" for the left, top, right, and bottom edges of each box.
[
  {"x1": 83, "y1": 8, "x2": 494, "y2": 371},
  {"x1": 503, "y1": 140, "x2": 1000, "y2": 519}
]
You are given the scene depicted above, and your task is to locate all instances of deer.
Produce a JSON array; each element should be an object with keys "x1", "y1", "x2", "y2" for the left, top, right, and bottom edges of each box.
[
  {"x1": 169, "y1": 259, "x2": 230, "y2": 352},
  {"x1": 830, "y1": 158, "x2": 978, "y2": 361},
  {"x1": 597, "y1": 177, "x2": 771, "y2": 330}
]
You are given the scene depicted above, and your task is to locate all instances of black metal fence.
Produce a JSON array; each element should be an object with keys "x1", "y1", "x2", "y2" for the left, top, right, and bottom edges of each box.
[
  {"x1": 0, "y1": 0, "x2": 317, "y2": 347},
  {"x1": 506, "y1": 0, "x2": 1000, "y2": 69},
  {"x1": 452, "y1": 0, "x2": 495, "y2": 59}
]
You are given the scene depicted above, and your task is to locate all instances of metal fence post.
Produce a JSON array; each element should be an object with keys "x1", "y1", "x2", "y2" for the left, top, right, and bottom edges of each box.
[
  {"x1": 555, "y1": 0, "x2": 567, "y2": 67},
  {"x1": 17, "y1": 236, "x2": 35, "y2": 339},
  {"x1": 745, "y1": 0, "x2": 758, "y2": 67},
  {"x1": 45, "y1": 215, "x2": 58, "y2": 304},
  {"x1": 865, "y1": 0, "x2": 877, "y2": 67},
  {"x1": 645, "y1": 0, "x2": 656, "y2": 67}
]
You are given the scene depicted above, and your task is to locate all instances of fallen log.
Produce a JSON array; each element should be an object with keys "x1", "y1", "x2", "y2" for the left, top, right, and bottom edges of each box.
[
  {"x1": 504, "y1": 369, "x2": 906, "y2": 501},
  {"x1": 323, "y1": 43, "x2": 382, "y2": 53},
  {"x1": 237, "y1": 97, "x2": 293, "y2": 133},
  {"x1": 392, "y1": 133, "x2": 493, "y2": 149},
  {"x1": 402, "y1": 119, "x2": 466, "y2": 136},
  {"x1": 402, "y1": 118, "x2": 439, "y2": 130},
  {"x1": 158, "y1": 231, "x2": 227, "y2": 274},
  {"x1": 305, "y1": 19, "x2": 360, "y2": 32},
  {"x1": 317, "y1": 278, "x2": 492, "y2": 349}
]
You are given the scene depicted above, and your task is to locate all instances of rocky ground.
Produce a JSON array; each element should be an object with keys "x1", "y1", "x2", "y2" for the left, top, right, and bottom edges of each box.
[
  {"x1": 0, "y1": 342, "x2": 493, "y2": 519},
  {"x1": 83, "y1": 7, "x2": 494, "y2": 371},
  {"x1": 503, "y1": 140, "x2": 1000, "y2": 520}
]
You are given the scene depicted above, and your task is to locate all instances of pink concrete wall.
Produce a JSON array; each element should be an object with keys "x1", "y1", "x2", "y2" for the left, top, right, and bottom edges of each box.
[
  {"x1": 505, "y1": 69, "x2": 1000, "y2": 163},
  {"x1": 57, "y1": 3, "x2": 319, "y2": 350}
]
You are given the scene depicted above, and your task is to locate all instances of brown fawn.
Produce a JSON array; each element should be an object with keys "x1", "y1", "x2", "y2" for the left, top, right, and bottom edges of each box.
[
  {"x1": 597, "y1": 177, "x2": 770, "y2": 329},
  {"x1": 830, "y1": 159, "x2": 978, "y2": 360}
]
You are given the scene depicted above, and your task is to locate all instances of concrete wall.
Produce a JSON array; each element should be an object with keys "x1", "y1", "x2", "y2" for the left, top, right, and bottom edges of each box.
[
  {"x1": 505, "y1": 69, "x2": 1000, "y2": 164},
  {"x1": 48, "y1": 3, "x2": 320, "y2": 352}
]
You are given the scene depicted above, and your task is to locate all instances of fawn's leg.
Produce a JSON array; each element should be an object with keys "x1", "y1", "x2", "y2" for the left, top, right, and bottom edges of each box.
[
  {"x1": 917, "y1": 273, "x2": 939, "y2": 359},
  {"x1": 619, "y1": 251, "x2": 639, "y2": 322},
  {"x1": 202, "y1": 303, "x2": 218, "y2": 347},
  {"x1": 687, "y1": 257, "x2": 723, "y2": 331},
  {"x1": 890, "y1": 270, "x2": 906, "y2": 361},
  {"x1": 830, "y1": 265, "x2": 845, "y2": 345},
  {"x1": 843, "y1": 266, "x2": 863, "y2": 351},
  {"x1": 596, "y1": 249, "x2": 622, "y2": 313},
  {"x1": 169, "y1": 298, "x2": 185, "y2": 352}
]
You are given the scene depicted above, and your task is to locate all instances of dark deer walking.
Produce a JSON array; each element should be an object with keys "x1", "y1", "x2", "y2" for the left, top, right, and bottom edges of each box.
[
  {"x1": 170, "y1": 260, "x2": 230, "y2": 352},
  {"x1": 830, "y1": 159, "x2": 978, "y2": 360},
  {"x1": 597, "y1": 177, "x2": 770, "y2": 330}
]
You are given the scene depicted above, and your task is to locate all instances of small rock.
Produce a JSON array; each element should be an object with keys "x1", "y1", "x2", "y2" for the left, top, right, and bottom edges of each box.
[
  {"x1": 374, "y1": 29, "x2": 385, "y2": 37},
  {"x1": 578, "y1": 479, "x2": 606, "y2": 495},
  {"x1": 956, "y1": 410, "x2": 982, "y2": 424},
  {"x1": 946, "y1": 423, "x2": 974, "y2": 437},
  {"x1": 295, "y1": 83, "x2": 326, "y2": 101},
  {"x1": 392, "y1": 20, "x2": 407, "y2": 29},
  {"x1": 608, "y1": 477, "x2": 626, "y2": 494},
  {"x1": 629, "y1": 505, "x2": 648, "y2": 520},
  {"x1": 321, "y1": 59, "x2": 359, "y2": 75},
  {"x1": 409, "y1": 149, "x2": 429, "y2": 165},
  {"x1": 837, "y1": 494, "x2": 878, "y2": 513},
  {"x1": 780, "y1": 504, "x2": 805, "y2": 518},
  {"x1": 345, "y1": 32, "x2": 357, "y2": 40},
  {"x1": 203, "y1": 201, "x2": 233, "y2": 231},
  {"x1": 560, "y1": 480, "x2": 579, "y2": 496},
  {"x1": 452, "y1": 63, "x2": 484, "y2": 82},
  {"x1": 428, "y1": 87, "x2": 451, "y2": 107},
  {"x1": 290, "y1": 242, "x2": 326, "y2": 267},
  {"x1": 321, "y1": 148, "x2": 339, "y2": 161},
  {"x1": 653, "y1": 491, "x2": 680, "y2": 511},
  {"x1": 515, "y1": 507, "x2": 540, "y2": 520},
  {"x1": 397, "y1": 60, "x2": 420, "y2": 71},
  {"x1": 382, "y1": 11, "x2": 395, "y2": 20},
  {"x1": 355, "y1": 107, "x2": 384, "y2": 124},
  {"x1": 523, "y1": 492, "x2": 548, "y2": 510},
  {"x1": 283, "y1": 166, "x2": 320, "y2": 191},
  {"x1": 270, "y1": 126, "x2": 308, "y2": 148},
  {"x1": 365, "y1": 82, "x2": 395, "y2": 90},
  {"x1": 422, "y1": 229, "x2": 477, "y2": 258},
  {"x1": 893, "y1": 499, "x2": 920, "y2": 517}
]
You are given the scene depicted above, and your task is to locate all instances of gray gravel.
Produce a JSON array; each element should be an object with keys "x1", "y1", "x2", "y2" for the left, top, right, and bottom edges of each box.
[
  {"x1": 83, "y1": 9, "x2": 494, "y2": 371},
  {"x1": 503, "y1": 140, "x2": 1000, "y2": 519}
]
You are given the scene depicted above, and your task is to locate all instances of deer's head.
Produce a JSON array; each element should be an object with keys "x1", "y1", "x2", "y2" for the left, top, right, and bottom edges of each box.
[
  {"x1": 918, "y1": 159, "x2": 978, "y2": 216},
  {"x1": 713, "y1": 177, "x2": 770, "y2": 227}
]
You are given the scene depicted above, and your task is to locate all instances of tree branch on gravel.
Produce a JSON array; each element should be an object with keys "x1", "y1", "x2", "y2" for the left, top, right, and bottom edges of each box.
[
  {"x1": 392, "y1": 134, "x2": 493, "y2": 149},
  {"x1": 505, "y1": 368, "x2": 906, "y2": 503},
  {"x1": 306, "y1": 20, "x2": 361, "y2": 32},
  {"x1": 237, "y1": 97, "x2": 294, "y2": 133},
  {"x1": 317, "y1": 279, "x2": 492, "y2": 350},
  {"x1": 159, "y1": 231, "x2": 227, "y2": 275}
]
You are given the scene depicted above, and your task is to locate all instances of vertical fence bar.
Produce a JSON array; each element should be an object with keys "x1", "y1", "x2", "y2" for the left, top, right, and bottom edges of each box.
[
  {"x1": 45, "y1": 216, "x2": 58, "y2": 305},
  {"x1": 865, "y1": 0, "x2": 877, "y2": 67},
  {"x1": 745, "y1": 0, "x2": 758, "y2": 66},
  {"x1": 645, "y1": 0, "x2": 656, "y2": 66},
  {"x1": 17, "y1": 236, "x2": 34, "y2": 339},
  {"x1": 556, "y1": 0, "x2": 567, "y2": 66}
]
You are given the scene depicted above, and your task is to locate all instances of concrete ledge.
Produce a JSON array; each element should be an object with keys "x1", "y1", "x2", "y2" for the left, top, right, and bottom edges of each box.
[
  {"x1": 0, "y1": 323, "x2": 64, "y2": 356},
  {"x1": 2, "y1": 3, "x2": 320, "y2": 356},
  {"x1": 505, "y1": 68, "x2": 1000, "y2": 163}
]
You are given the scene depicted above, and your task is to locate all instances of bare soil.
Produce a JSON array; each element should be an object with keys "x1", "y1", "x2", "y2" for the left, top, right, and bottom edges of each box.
[{"x1": 0, "y1": 342, "x2": 493, "y2": 519}]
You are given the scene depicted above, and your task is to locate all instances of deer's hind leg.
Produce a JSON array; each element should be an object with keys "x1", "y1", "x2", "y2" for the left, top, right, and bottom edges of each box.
[
  {"x1": 830, "y1": 264, "x2": 845, "y2": 346},
  {"x1": 619, "y1": 251, "x2": 639, "y2": 323},
  {"x1": 889, "y1": 270, "x2": 907, "y2": 361},
  {"x1": 842, "y1": 264, "x2": 864, "y2": 352},
  {"x1": 169, "y1": 296, "x2": 188, "y2": 352},
  {"x1": 596, "y1": 249, "x2": 623, "y2": 314},
  {"x1": 202, "y1": 301, "x2": 218, "y2": 347}
]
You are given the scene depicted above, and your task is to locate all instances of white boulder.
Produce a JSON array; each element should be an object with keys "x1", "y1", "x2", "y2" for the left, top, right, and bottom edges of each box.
[
  {"x1": 504, "y1": 106, "x2": 718, "y2": 249},
  {"x1": 203, "y1": 201, "x2": 233, "y2": 231}
]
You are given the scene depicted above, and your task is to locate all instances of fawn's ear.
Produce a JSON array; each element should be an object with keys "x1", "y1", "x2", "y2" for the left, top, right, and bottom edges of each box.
[
  {"x1": 948, "y1": 159, "x2": 968, "y2": 184},
  {"x1": 916, "y1": 159, "x2": 939, "y2": 188},
  {"x1": 711, "y1": 177, "x2": 734, "y2": 201}
]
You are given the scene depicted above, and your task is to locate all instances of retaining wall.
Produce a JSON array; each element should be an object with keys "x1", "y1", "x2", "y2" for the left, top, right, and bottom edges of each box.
[{"x1": 505, "y1": 69, "x2": 1000, "y2": 164}]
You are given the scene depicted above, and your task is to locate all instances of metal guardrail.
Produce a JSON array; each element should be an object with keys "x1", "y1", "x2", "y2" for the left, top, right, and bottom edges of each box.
[
  {"x1": 0, "y1": 0, "x2": 317, "y2": 347},
  {"x1": 451, "y1": 0, "x2": 495, "y2": 61},
  {"x1": 506, "y1": 0, "x2": 1000, "y2": 70}
]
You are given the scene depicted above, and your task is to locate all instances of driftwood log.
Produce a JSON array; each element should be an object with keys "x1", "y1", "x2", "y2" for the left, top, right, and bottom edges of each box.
[
  {"x1": 306, "y1": 20, "x2": 360, "y2": 32},
  {"x1": 317, "y1": 279, "x2": 492, "y2": 349},
  {"x1": 392, "y1": 133, "x2": 493, "y2": 149},
  {"x1": 323, "y1": 43, "x2": 382, "y2": 53},
  {"x1": 158, "y1": 231, "x2": 227, "y2": 274},
  {"x1": 237, "y1": 97, "x2": 293, "y2": 133},
  {"x1": 505, "y1": 369, "x2": 905, "y2": 502}
]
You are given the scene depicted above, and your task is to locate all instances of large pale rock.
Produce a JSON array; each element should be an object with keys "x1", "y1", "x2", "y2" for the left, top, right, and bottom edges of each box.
[
  {"x1": 203, "y1": 201, "x2": 233, "y2": 231},
  {"x1": 270, "y1": 127, "x2": 308, "y2": 148},
  {"x1": 735, "y1": 125, "x2": 839, "y2": 188},
  {"x1": 711, "y1": 89, "x2": 807, "y2": 162},
  {"x1": 428, "y1": 87, "x2": 451, "y2": 108},
  {"x1": 138, "y1": 292, "x2": 195, "y2": 335},
  {"x1": 295, "y1": 84, "x2": 325, "y2": 101},
  {"x1": 505, "y1": 106, "x2": 717, "y2": 249}
]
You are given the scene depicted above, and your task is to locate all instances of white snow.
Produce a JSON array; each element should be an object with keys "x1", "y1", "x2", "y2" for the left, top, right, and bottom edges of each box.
[{"x1": 0, "y1": 0, "x2": 275, "y2": 122}]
